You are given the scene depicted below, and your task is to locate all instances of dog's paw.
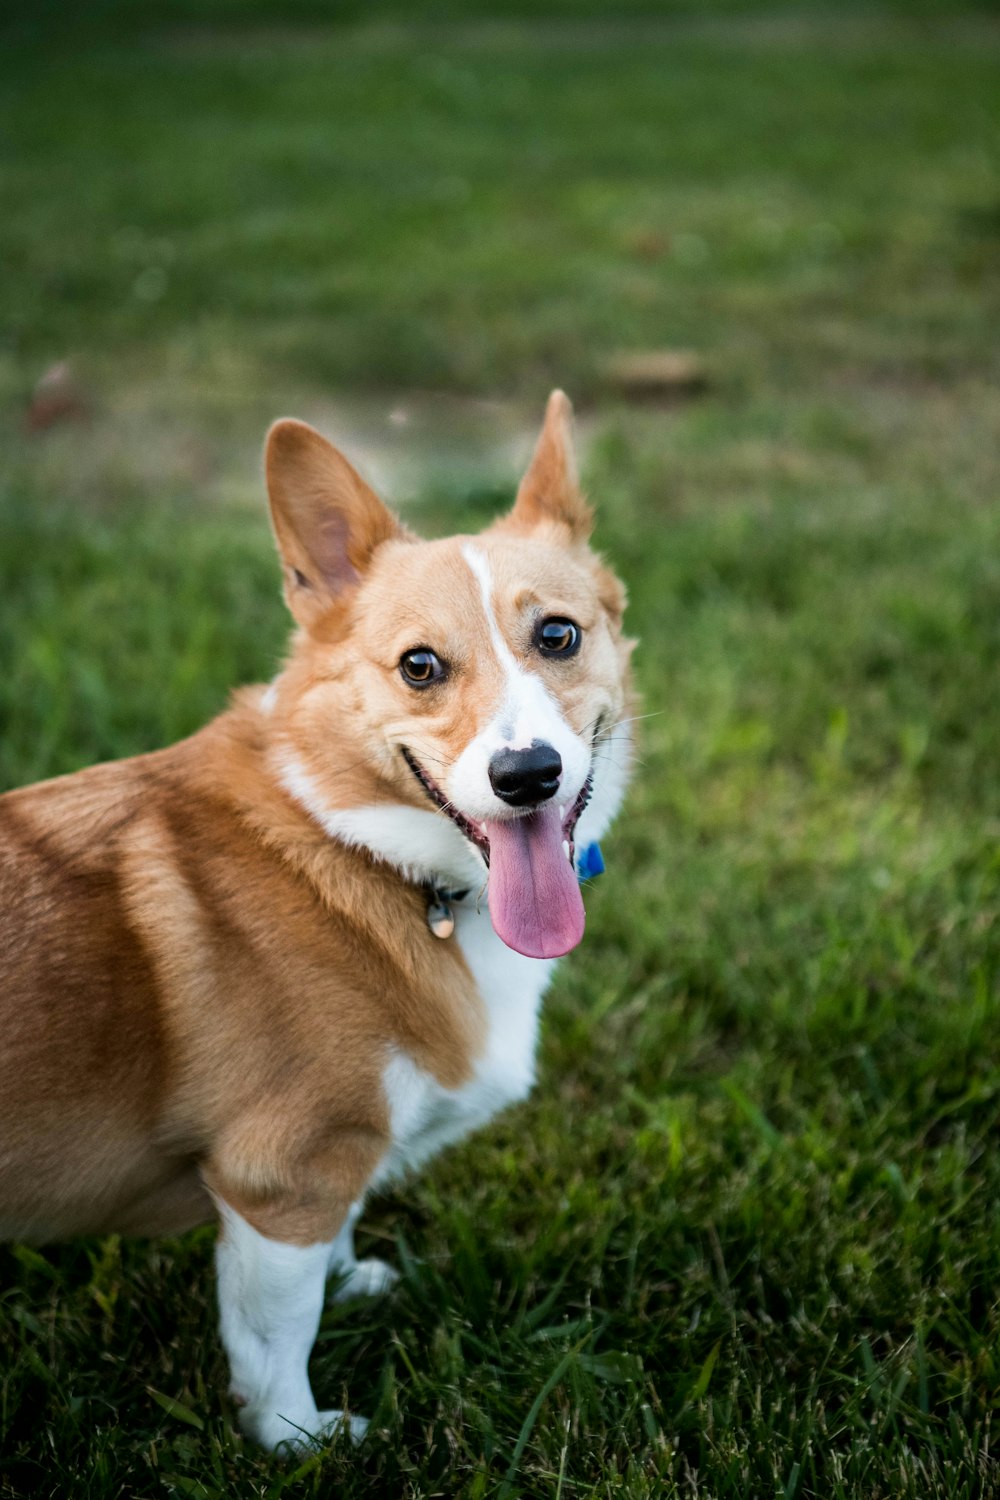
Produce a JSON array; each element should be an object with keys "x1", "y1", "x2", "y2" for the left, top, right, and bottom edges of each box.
[
  {"x1": 331, "y1": 1257, "x2": 400, "y2": 1302},
  {"x1": 242, "y1": 1405, "x2": 369, "y2": 1453},
  {"x1": 316, "y1": 1408, "x2": 369, "y2": 1445}
]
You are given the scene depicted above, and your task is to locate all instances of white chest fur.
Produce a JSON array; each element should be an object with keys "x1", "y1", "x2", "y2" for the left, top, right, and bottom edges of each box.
[{"x1": 373, "y1": 901, "x2": 555, "y2": 1187}]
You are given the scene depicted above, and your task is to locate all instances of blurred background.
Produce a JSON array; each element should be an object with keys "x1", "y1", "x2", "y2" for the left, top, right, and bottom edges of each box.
[{"x1": 1, "y1": 2, "x2": 999, "y2": 1497}]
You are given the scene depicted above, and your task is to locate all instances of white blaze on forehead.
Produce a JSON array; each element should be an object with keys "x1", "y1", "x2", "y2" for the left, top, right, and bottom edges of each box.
[
  {"x1": 450, "y1": 544, "x2": 590, "y2": 821},
  {"x1": 462, "y1": 543, "x2": 522, "y2": 689}
]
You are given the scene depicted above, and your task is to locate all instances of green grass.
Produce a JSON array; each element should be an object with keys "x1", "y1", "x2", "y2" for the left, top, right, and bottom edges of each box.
[{"x1": 2, "y1": 5, "x2": 1000, "y2": 1497}]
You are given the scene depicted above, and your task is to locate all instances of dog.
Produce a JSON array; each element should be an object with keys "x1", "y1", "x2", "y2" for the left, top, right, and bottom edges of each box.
[{"x1": 0, "y1": 390, "x2": 633, "y2": 1450}]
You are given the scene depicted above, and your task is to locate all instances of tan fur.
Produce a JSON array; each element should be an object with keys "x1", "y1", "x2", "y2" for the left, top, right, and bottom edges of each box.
[{"x1": 0, "y1": 393, "x2": 631, "y2": 1251}]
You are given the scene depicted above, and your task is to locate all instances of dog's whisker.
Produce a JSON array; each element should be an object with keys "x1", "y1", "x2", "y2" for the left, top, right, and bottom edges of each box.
[{"x1": 605, "y1": 711, "x2": 664, "y2": 730}]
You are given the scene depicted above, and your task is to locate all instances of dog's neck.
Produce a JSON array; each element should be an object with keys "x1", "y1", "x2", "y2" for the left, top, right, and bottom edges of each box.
[{"x1": 275, "y1": 748, "x2": 486, "y2": 894}]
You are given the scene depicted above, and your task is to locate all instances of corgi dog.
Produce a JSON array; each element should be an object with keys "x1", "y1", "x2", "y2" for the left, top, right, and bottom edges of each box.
[{"x1": 0, "y1": 391, "x2": 633, "y2": 1450}]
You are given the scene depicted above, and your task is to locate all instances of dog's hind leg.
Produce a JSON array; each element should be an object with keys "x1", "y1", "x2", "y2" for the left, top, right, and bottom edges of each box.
[
  {"x1": 214, "y1": 1198, "x2": 368, "y2": 1452},
  {"x1": 326, "y1": 1200, "x2": 400, "y2": 1302}
]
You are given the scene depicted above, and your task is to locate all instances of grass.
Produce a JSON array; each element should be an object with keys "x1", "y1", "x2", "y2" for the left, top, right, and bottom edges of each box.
[{"x1": 2, "y1": 3, "x2": 1000, "y2": 1496}]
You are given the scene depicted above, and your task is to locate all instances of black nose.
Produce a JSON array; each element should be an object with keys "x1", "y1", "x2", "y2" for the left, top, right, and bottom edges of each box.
[{"x1": 488, "y1": 741, "x2": 563, "y2": 807}]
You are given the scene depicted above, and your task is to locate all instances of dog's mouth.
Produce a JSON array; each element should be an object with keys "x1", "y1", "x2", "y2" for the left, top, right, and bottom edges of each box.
[
  {"x1": 401, "y1": 747, "x2": 492, "y2": 863},
  {"x1": 401, "y1": 746, "x2": 593, "y2": 960}
]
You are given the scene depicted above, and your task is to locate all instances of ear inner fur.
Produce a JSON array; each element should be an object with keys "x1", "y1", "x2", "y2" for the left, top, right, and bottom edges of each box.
[
  {"x1": 504, "y1": 389, "x2": 593, "y2": 541},
  {"x1": 265, "y1": 418, "x2": 406, "y2": 627}
]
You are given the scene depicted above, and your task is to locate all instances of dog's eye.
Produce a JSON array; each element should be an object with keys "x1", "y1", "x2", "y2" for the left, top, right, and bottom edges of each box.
[
  {"x1": 399, "y1": 648, "x2": 446, "y2": 687},
  {"x1": 534, "y1": 617, "x2": 581, "y2": 657}
]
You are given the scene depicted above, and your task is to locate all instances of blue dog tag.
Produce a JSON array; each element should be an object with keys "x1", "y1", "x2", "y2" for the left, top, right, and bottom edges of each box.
[{"x1": 576, "y1": 840, "x2": 605, "y2": 880}]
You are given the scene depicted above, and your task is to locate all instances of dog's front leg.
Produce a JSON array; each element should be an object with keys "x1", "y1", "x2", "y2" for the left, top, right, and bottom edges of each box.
[
  {"x1": 327, "y1": 1201, "x2": 399, "y2": 1302},
  {"x1": 215, "y1": 1199, "x2": 368, "y2": 1452}
]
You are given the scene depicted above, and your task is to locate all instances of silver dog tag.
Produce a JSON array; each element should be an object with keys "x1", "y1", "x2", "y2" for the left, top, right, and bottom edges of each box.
[{"x1": 427, "y1": 900, "x2": 455, "y2": 940}]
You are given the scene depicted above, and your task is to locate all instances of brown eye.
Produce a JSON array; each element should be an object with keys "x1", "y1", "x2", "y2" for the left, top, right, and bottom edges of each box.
[
  {"x1": 534, "y1": 617, "x2": 581, "y2": 657},
  {"x1": 399, "y1": 648, "x2": 446, "y2": 687}
]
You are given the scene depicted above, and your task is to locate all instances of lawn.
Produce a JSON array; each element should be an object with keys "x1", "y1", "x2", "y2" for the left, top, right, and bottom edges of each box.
[{"x1": 1, "y1": 4, "x2": 1000, "y2": 1497}]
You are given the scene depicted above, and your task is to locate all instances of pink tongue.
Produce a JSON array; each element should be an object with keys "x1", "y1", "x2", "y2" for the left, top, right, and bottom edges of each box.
[{"x1": 486, "y1": 802, "x2": 586, "y2": 959}]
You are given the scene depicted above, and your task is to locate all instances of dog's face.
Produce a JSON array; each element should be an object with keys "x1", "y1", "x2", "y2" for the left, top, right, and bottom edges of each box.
[{"x1": 265, "y1": 392, "x2": 633, "y2": 960}]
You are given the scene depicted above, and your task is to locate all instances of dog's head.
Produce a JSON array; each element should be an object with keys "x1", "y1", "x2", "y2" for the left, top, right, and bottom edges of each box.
[{"x1": 264, "y1": 391, "x2": 633, "y2": 960}]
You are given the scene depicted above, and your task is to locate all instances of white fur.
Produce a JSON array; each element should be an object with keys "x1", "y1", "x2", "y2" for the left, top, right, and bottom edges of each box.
[
  {"x1": 326, "y1": 1199, "x2": 399, "y2": 1299},
  {"x1": 214, "y1": 1199, "x2": 370, "y2": 1452},
  {"x1": 574, "y1": 719, "x2": 631, "y2": 854},
  {"x1": 277, "y1": 752, "x2": 484, "y2": 890},
  {"x1": 374, "y1": 901, "x2": 551, "y2": 1186},
  {"x1": 450, "y1": 545, "x2": 591, "y2": 823},
  {"x1": 460, "y1": 542, "x2": 525, "y2": 683}
]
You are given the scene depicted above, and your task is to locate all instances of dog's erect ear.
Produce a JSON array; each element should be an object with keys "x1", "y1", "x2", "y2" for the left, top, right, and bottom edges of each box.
[
  {"x1": 266, "y1": 419, "x2": 403, "y2": 627},
  {"x1": 505, "y1": 390, "x2": 592, "y2": 542}
]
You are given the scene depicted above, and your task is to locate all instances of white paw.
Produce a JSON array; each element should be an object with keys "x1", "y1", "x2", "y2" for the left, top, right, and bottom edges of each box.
[
  {"x1": 317, "y1": 1408, "x2": 369, "y2": 1445},
  {"x1": 330, "y1": 1256, "x2": 400, "y2": 1302},
  {"x1": 242, "y1": 1404, "x2": 369, "y2": 1453}
]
